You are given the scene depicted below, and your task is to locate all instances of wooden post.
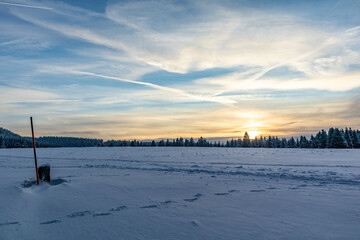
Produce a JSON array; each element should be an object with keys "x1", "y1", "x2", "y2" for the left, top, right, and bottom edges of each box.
[{"x1": 30, "y1": 117, "x2": 39, "y2": 184}]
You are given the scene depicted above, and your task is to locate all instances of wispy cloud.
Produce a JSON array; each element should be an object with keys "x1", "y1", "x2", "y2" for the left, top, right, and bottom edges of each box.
[
  {"x1": 8, "y1": 1, "x2": 329, "y2": 72},
  {"x1": 0, "y1": 1, "x2": 52, "y2": 10},
  {"x1": 193, "y1": 70, "x2": 360, "y2": 93},
  {"x1": 39, "y1": 66, "x2": 236, "y2": 104}
]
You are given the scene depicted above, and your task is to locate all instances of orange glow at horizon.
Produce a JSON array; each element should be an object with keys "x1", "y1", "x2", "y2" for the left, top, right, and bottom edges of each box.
[{"x1": 248, "y1": 131, "x2": 261, "y2": 139}]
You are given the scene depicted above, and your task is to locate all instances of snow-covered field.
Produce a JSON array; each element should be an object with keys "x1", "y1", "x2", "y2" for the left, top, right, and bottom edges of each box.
[{"x1": 0, "y1": 147, "x2": 359, "y2": 240}]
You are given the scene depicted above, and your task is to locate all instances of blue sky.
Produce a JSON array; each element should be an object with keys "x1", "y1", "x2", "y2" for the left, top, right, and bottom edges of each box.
[{"x1": 0, "y1": 0, "x2": 360, "y2": 140}]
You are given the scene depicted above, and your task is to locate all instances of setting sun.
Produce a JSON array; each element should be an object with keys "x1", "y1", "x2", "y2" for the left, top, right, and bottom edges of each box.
[{"x1": 248, "y1": 131, "x2": 261, "y2": 139}]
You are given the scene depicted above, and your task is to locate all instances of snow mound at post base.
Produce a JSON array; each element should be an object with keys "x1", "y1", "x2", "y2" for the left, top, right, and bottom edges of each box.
[{"x1": 22, "y1": 178, "x2": 68, "y2": 188}]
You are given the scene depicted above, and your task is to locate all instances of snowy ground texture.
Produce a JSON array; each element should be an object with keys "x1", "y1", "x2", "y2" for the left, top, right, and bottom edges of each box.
[{"x1": 0, "y1": 147, "x2": 360, "y2": 240}]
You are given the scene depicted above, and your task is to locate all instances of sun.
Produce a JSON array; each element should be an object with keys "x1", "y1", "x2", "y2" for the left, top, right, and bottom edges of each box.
[{"x1": 248, "y1": 131, "x2": 260, "y2": 139}]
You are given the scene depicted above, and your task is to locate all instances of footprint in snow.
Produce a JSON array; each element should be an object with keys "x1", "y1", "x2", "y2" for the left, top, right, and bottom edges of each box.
[
  {"x1": 215, "y1": 189, "x2": 237, "y2": 195},
  {"x1": 109, "y1": 206, "x2": 128, "y2": 212},
  {"x1": 184, "y1": 198, "x2": 198, "y2": 202},
  {"x1": 0, "y1": 222, "x2": 19, "y2": 227},
  {"x1": 190, "y1": 220, "x2": 199, "y2": 226},
  {"x1": 161, "y1": 200, "x2": 176, "y2": 205},
  {"x1": 93, "y1": 213, "x2": 111, "y2": 217},
  {"x1": 49, "y1": 178, "x2": 68, "y2": 186},
  {"x1": 184, "y1": 193, "x2": 203, "y2": 202},
  {"x1": 67, "y1": 211, "x2": 92, "y2": 218},
  {"x1": 289, "y1": 184, "x2": 307, "y2": 190},
  {"x1": 40, "y1": 220, "x2": 61, "y2": 225},
  {"x1": 250, "y1": 190, "x2": 265, "y2": 192},
  {"x1": 214, "y1": 192, "x2": 229, "y2": 196},
  {"x1": 140, "y1": 205, "x2": 158, "y2": 209}
]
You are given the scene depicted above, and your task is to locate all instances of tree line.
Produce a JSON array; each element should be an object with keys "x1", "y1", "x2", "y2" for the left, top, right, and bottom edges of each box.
[
  {"x1": 222, "y1": 127, "x2": 360, "y2": 149},
  {"x1": 1, "y1": 127, "x2": 360, "y2": 149},
  {"x1": 104, "y1": 127, "x2": 360, "y2": 149}
]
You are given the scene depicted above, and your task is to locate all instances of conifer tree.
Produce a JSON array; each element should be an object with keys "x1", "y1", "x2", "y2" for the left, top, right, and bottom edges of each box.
[
  {"x1": 328, "y1": 128, "x2": 346, "y2": 148},
  {"x1": 237, "y1": 138, "x2": 243, "y2": 147},
  {"x1": 260, "y1": 136, "x2": 265, "y2": 147},
  {"x1": 344, "y1": 128, "x2": 353, "y2": 148},
  {"x1": 266, "y1": 136, "x2": 272, "y2": 148},
  {"x1": 189, "y1": 137, "x2": 195, "y2": 146},
  {"x1": 288, "y1": 137, "x2": 296, "y2": 148},
  {"x1": 327, "y1": 128, "x2": 335, "y2": 148},
  {"x1": 243, "y1": 132, "x2": 250, "y2": 147},
  {"x1": 0, "y1": 136, "x2": 4, "y2": 148},
  {"x1": 310, "y1": 135, "x2": 317, "y2": 148},
  {"x1": 351, "y1": 130, "x2": 360, "y2": 148}
]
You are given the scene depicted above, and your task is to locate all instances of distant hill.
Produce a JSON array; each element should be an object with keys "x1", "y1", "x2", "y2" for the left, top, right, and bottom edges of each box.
[
  {"x1": 1, "y1": 127, "x2": 103, "y2": 148},
  {"x1": 32, "y1": 136, "x2": 103, "y2": 148},
  {"x1": 0, "y1": 127, "x2": 32, "y2": 148}
]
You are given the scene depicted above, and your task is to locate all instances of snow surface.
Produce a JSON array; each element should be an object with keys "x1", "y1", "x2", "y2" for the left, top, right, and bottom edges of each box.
[{"x1": 0, "y1": 147, "x2": 359, "y2": 240}]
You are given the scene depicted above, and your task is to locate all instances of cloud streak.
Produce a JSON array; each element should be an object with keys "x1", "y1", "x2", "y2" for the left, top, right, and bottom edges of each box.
[
  {"x1": 0, "y1": 1, "x2": 52, "y2": 10},
  {"x1": 48, "y1": 68, "x2": 236, "y2": 104}
]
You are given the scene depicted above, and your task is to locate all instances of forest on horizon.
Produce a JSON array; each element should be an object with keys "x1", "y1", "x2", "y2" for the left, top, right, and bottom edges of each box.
[{"x1": 1, "y1": 126, "x2": 359, "y2": 149}]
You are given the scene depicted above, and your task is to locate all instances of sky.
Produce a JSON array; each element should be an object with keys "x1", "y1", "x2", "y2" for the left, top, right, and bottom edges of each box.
[{"x1": 0, "y1": 0, "x2": 360, "y2": 140}]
